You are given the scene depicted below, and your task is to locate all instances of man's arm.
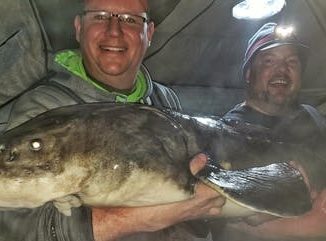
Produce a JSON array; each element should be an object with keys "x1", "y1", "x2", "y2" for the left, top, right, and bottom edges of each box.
[{"x1": 228, "y1": 189, "x2": 326, "y2": 240}]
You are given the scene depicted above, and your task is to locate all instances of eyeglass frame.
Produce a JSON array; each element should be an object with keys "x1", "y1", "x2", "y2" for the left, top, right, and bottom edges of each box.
[{"x1": 81, "y1": 10, "x2": 150, "y2": 27}]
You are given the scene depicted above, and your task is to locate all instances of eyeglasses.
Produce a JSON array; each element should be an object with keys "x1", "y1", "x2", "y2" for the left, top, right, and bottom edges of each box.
[{"x1": 82, "y1": 10, "x2": 149, "y2": 27}]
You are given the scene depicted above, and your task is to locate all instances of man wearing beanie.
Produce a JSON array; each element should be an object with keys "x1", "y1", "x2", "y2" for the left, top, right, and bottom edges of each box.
[{"x1": 219, "y1": 22, "x2": 326, "y2": 241}]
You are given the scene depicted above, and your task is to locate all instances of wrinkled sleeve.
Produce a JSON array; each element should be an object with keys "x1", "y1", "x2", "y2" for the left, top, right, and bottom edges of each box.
[
  {"x1": 6, "y1": 85, "x2": 78, "y2": 131},
  {"x1": 0, "y1": 203, "x2": 94, "y2": 241}
]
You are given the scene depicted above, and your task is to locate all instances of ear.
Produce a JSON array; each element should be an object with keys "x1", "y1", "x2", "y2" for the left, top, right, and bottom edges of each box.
[
  {"x1": 74, "y1": 15, "x2": 82, "y2": 43},
  {"x1": 146, "y1": 21, "x2": 155, "y2": 46}
]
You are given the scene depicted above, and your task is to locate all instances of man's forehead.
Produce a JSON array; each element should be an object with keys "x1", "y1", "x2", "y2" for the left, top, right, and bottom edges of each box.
[
  {"x1": 140, "y1": 0, "x2": 149, "y2": 10},
  {"x1": 257, "y1": 45, "x2": 300, "y2": 58},
  {"x1": 84, "y1": 0, "x2": 148, "y2": 11}
]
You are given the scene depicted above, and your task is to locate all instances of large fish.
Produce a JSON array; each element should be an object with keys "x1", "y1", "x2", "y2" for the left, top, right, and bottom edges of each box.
[{"x1": 0, "y1": 103, "x2": 312, "y2": 217}]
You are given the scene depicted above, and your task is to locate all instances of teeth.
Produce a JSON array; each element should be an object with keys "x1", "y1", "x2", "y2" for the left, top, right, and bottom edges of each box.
[
  {"x1": 270, "y1": 79, "x2": 288, "y2": 85},
  {"x1": 101, "y1": 46, "x2": 125, "y2": 52}
]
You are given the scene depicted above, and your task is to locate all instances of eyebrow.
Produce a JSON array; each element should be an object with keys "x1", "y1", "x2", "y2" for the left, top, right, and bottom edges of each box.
[
  {"x1": 83, "y1": 9, "x2": 146, "y2": 14},
  {"x1": 259, "y1": 51, "x2": 300, "y2": 58}
]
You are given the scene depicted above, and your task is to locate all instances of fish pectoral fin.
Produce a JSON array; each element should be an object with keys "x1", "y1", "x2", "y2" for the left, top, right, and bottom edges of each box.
[
  {"x1": 197, "y1": 161, "x2": 312, "y2": 217},
  {"x1": 53, "y1": 195, "x2": 82, "y2": 216}
]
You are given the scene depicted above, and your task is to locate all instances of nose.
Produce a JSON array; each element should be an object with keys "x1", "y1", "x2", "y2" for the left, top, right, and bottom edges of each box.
[
  {"x1": 275, "y1": 59, "x2": 289, "y2": 73},
  {"x1": 105, "y1": 16, "x2": 123, "y2": 37}
]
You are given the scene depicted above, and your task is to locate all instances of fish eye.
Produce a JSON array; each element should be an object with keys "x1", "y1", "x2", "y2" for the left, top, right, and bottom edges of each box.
[{"x1": 30, "y1": 139, "x2": 43, "y2": 151}]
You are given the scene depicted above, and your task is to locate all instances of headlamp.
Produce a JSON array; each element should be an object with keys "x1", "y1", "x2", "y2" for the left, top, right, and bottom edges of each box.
[{"x1": 275, "y1": 25, "x2": 295, "y2": 39}]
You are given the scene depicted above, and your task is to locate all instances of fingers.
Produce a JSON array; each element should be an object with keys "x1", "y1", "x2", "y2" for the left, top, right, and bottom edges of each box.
[
  {"x1": 180, "y1": 196, "x2": 225, "y2": 220},
  {"x1": 190, "y1": 154, "x2": 226, "y2": 205},
  {"x1": 207, "y1": 196, "x2": 227, "y2": 216},
  {"x1": 193, "y1": 182, "x2": 226, "y2": 211},
  {"x1": 194, "y1": 182, "x2": 220, "y2": 198},
  {"x1": 189, "y1": 153, "x2": 208, "y2": 175},
  {"x1": 312, "y1": 189, "x2": 326, "y2": 214},
  {"x1": 214, "y1": 195, "x2": 226, "y2": 207},
  {"x1": 195, "y1": 195, "x2": 226, "y2": 218},
  {"x1": 187, "y1": 153, "x2": 227, "y2": 219}
]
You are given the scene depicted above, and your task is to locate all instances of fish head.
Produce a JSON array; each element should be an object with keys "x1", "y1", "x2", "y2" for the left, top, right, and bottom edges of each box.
[{"x1": 0, "y1": 118, "x2": 77, "y2": 178}]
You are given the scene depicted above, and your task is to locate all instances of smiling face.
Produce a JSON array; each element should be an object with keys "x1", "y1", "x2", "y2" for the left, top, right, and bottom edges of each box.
[
  {"x1": 245, "y1": 45, "x2": 302, "y2": 115},
  {"x1": 74, "y1": 0, "x2": 154, "y2": 90}
]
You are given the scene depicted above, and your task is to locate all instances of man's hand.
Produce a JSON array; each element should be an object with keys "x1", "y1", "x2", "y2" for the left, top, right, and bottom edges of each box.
[
  {"x1": 92, "y1": 153, "x2": 226, "y2": 241},
  {"x1": 228, "y1": 189, "x2": 326, "y2": 239}
]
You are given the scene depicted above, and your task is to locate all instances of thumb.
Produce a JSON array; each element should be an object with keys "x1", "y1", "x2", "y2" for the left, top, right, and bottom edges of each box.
[{"x1": 189, "y1": 153, "x2": 208, "y2": 175}]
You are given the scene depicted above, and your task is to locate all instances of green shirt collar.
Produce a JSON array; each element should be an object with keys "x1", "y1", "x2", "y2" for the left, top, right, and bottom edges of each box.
[{"x1": 54, "y1": 50, "x2": 148, "y2": 103}]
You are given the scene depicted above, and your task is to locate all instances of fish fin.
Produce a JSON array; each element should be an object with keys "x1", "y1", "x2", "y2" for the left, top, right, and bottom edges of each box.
[
  {"x1": 53, "y1": 195, "x2": 82, "y2": 216},
  {"x1": 197, "y1": 161, "x2": 312, "y2": 217}
]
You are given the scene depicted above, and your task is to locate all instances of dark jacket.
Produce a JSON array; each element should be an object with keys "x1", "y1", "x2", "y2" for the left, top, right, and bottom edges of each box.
[{"x1": 210, "y1": 102, "x2": 326, "y2": 241}]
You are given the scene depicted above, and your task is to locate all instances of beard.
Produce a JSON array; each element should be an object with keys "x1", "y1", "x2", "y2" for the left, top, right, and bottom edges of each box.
[
  {"x1": 246, "y1": 72, "x2": 299, "y2": 113},
  {"x1": 247, "y1": 87, "x2": 298, "y2": 108}
]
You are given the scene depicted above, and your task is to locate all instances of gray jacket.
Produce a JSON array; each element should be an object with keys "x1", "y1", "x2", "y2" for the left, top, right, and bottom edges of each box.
[{"x1": 4, "y1": 54, "x2": 181, "y2": 131}]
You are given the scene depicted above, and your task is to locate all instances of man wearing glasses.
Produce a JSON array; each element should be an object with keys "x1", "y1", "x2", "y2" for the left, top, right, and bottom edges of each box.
[{"x1": 1, "y1": 0, "x2": 226, "y2": 241}]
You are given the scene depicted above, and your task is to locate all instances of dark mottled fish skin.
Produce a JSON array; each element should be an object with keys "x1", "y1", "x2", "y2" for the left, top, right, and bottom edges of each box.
[
  {"x1": 0, "y1": 103, "x2": 312, "y2": 216},
  {"x1": 0, "y1": 103, "x2": 200, "y2": 214}
]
